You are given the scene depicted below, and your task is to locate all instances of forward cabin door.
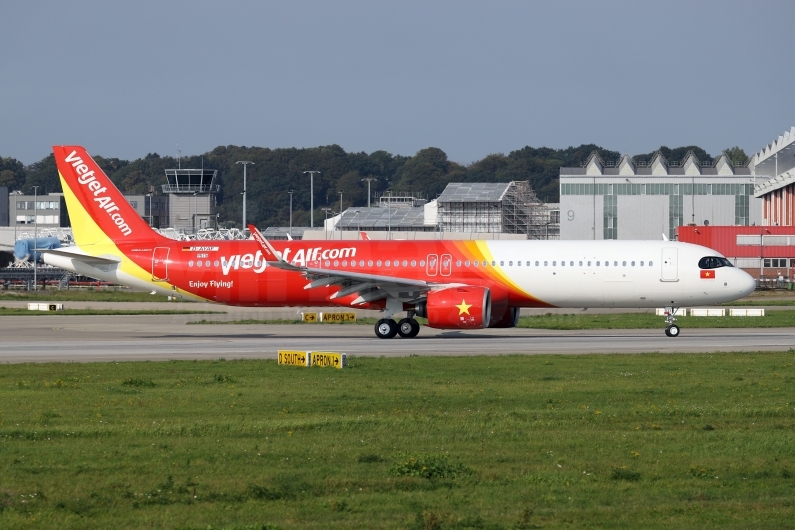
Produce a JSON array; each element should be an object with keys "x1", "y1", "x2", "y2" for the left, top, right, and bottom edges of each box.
[
  {"x1": 661, "y1": 247, "x2": 678, "y2": 282},
  {"x1": 152, "y1": 247, "x2": 170, "y2": 281}
]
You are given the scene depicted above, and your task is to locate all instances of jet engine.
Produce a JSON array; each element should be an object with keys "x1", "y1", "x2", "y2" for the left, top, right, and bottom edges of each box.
[
  {"x1": 416, "y1": 286, "x2": 491, "y2": 329},
  {"x1": 489, "y1": 306, "x2": 521, "y2": 328}
]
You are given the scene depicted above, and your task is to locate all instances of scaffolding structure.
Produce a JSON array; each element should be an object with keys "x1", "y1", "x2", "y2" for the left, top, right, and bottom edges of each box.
[{"x1": 437, "y1": 181, "x2": 553, "y2": 239}]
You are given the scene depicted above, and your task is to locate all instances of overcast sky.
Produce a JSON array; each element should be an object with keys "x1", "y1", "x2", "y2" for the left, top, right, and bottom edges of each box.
[{"x1": 2, "y1": 0, "x2": 793, "y2": 165}]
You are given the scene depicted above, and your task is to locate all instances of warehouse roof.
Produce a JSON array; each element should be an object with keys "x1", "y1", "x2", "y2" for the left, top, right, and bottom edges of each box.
[{"x1": 437, "y1": 182, "x2": 512, "y2": 203}]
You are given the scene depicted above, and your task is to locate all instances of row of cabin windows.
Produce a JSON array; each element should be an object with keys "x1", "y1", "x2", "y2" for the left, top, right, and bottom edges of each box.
[{"x1": 188, "y1": 258, "x2": 654, "y2": 269}]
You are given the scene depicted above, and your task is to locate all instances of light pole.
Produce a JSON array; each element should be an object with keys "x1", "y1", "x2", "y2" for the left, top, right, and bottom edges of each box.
[
  {"x1": 192, "y1": 192, "x2": 198, "y2": 234},
  {"x1": 354, "y1": 210, "x2": 361, "y2": 239},
  {"x1": 32, "y1": 186, "x2": 39, "y2": 291},
  {"x1": 304, "y1": 171, "x2": 320, "y2": 228},
  {"x1": 387, "y1": 189, "x2": 392, "y2": 240},
  {"x1": 288, "y1": 190, "x2": 294, "y2": 238},
  {"x1": 361, "y1": 177, "x2": 377, "y2": 208},
  {"x1": 146, "y1": 192, "x2": 153, "y2": 226},
  {"x1": 236, "y1": 161, "x2": 254, "y2": 229},
  {"x1": 322, "y1": 207, "x2": 333, "y2": 240},
  {"x1": 338, "y1": 189, "x2": 344, "y2": 240}
]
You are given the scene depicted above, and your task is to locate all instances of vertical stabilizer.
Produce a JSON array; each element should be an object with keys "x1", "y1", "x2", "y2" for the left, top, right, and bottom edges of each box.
[{"x1": 53, "y1": 146, "x2": 159, "y2": 246}]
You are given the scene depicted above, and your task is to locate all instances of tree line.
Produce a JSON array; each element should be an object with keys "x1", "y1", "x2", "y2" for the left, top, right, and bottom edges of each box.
[{"x1": 1, "y1": 143, "x2": 747, "y2": 229}]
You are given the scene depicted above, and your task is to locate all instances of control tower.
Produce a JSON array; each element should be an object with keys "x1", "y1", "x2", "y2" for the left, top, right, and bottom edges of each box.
[{"x1": 162, "y1": 169, "x2": 220, "y2": 234}]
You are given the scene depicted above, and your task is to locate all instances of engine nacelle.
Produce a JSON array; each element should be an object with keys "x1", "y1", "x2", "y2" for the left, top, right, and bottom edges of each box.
[
  {"x1": 417, "y1": 286, "x2": 491, "y2": 329},
  {"x1": 489, "y1": 306, "x2": 521, "y2": 328}
]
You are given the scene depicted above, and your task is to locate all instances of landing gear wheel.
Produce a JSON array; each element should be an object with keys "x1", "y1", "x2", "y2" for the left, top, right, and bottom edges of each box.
[
  {"x1": 665, "y1": 324, "x2": 680, "y2": 337},
  {"x1": 397, "y1": 318, "x2": 420, "y2": 338},
  {"x1": 375, "y1": 318, "x2": 398, "y2": 339}
]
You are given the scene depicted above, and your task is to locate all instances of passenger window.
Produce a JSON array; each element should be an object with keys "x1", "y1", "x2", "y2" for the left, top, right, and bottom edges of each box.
[
  {"x1": 420, "y1": 260, "x2": 425, "y2": 266},
  {"x1": 473, "y1": 261, "x2": 479, "y2": 267},
  {"x1": 500, "y1": 261, "x2": 504, "y2": 266},
  {"x1": 622, "y1": 261, "x2": 626, "y2": 266},
  {"x1": 588, "y1": 261, "x2": 592, "y2": 266},
  {"x1": 483, "y1": 261, "x2": 487, "y2": 267},
  {"x1": 605, "y1": 261, "x2": 609, "y2": 267},
  {"x1": 649, "y1": 261, "x2": 653, "y2": 266},
  {"x1": 596, "y1": 261, "x2": 600, "y2": 266},
  {"x1": 368, "y1": 260, "x2": 374, "y2": 267},
  {"x1": 492, "y1": 261, "x2": 496, "y2": 266},
  {"x1": 517, "y1": 261, "x2": 521, "y2": 267},
  {"x1": 508, "y1": 261, "x2": 513, "y2": 266},
  {"x1": 465, "y1": 260, "x2": 470, "y2": 266},
  {"x1": 631, "y1": 261, "x2": 635, "y2": 266},
  {"x1": 560, "y1": 261, "x2": 565, "y2": 266},
  {"x1": 570, "y1": 261, "x2": 574, "y2": 266},
  {"x1": 343, "y1": 260, "x2": 348, "y2": 266},
  {"x1": 579, "y1": 261, "x2": 582, "y2": 266},
  {"x1": 535, "y1": 261, "x2": 539, "y2": 266},
  {"x1": 334, "y1": 260, "x2": 339, "y2": 267},
  {"x1": 640, "y1": 261, "x2": 644, "y2": 266},
  {"x1": 553, "y1": 261, "x2": 556, "y2": 266},
  {"x1": 614, "y1": 261, "x2": 618, "y2": 266},
  {"x1": 526, "y1": 261, "x2": 530, "y2": 266},
  {"x1": 456, "y1": 260, "x2": 461, "y2": 267},
  {"x1": 544, "y1": 261, "x2": 548, "y2": 266},
  {"x1": 411, "y1": 260, "x2": 417, "y2": 267},
  {"x1": 376, "y1": 260, "x2": 382, "y2": 267},
  {"x1": 402, "y1": 260, "x2": 408, "y2": 267}
]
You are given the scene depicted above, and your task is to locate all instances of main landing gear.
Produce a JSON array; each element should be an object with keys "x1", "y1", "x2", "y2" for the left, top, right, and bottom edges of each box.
[
  {"x1": 375, "y1": 307, "x2": 421, "y2": 339},
  {"x1": 374, "y1": 317, "x2": 420, "y2": 339},
  {"x1": 663, "y1": 306, "x2": 680, "y2": 337}
]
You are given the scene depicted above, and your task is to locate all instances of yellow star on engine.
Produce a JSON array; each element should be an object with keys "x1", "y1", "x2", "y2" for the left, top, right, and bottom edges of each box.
[{"x1": 456, "y1": 299, "x2": 472, "y2": 315}]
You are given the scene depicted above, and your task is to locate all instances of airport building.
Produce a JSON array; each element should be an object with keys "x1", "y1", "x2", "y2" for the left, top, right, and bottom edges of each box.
[
  {"x1": 0, "y1": 186, "x2": 8, "y2": 226},
  {"x1": 752, "y1": 126, "x2": 795, "y2": 227},
  {"x1": 162, "y1": 168, "x2": 219, "y2": 234},
  {"x1": 8, "y1": 192, "x2": 68, "y2": 228},
  {"x1": 124, "y1": 194, "x2": 169, "y2": 229},
  {"x1": 559, "y1": 152, "x2": 759, "y2": 241}
]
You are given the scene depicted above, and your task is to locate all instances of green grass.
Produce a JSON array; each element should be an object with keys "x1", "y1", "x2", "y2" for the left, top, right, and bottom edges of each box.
[
  {"x1": 0, "y1": 290, "x2": 176, "y2": 302},
  {"x1": 1, "y1": 353, "x2": 794, "y2": 529},
  {"x1": 720, "y1": 299, "x2": 795, "y2": 306},
  {"x1": 187, "y1": 318, "x2": 386, "y2": 326},
  {"x1": 0, "y1": 308, "x2": 223, "y2": 316}
]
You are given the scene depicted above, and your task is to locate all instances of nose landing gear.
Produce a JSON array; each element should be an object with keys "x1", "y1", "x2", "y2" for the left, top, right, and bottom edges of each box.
[{"x1": 663, "y1": 307, "x2": 681, "y2": 337}]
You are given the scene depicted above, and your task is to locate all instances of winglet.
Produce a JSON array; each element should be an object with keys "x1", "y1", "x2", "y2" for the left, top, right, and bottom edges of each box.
[
  {"x1": 248, "y1": 224, "x2": 282, "y2": 260},
  {"x1": 662, "y1": 233, "x2": 669, "y2": 241},
  {"x1": 247, "y1": 223, "x2": 303, "y2": 271},
  {"x1": 360, "y1": 231, "x2": 370, "y2": 241}
]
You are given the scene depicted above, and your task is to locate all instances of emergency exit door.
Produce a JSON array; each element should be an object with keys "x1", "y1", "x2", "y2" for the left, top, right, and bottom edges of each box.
[{"x1": 152, "y1": 247, "x2": 170, "y2": 281}]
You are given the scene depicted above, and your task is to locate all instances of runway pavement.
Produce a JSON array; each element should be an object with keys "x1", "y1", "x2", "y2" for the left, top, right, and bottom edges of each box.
[{"x1": 1, "y1": 313, "x2": 793, "y2": 363}]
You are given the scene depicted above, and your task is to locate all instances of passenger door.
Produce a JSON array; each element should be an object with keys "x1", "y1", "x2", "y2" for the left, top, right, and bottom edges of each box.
[
  {"x1": 661, "y1": 247, "x2": 678, "y2": 282},
  {"x1": 152, "y1": 247, "x2": 170, "y2": 281}
]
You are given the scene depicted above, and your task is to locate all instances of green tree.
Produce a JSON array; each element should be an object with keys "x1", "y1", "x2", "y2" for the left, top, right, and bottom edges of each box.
[
  {"x1": 723, "y1": 146, "x2": 748, "y2": 166},
  {"x1": 0, "y1": 157, "x2": 26, "y2": 191}
]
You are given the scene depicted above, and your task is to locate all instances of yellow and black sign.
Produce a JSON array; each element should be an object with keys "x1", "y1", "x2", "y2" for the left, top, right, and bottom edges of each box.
[
  {"x1": 301, "y1": 312, "x2": 318, "y2": 322},
  {"x1": 319, "y1": 312, "x2": 357, "y2": 322},
  {"x1": 309, "y1": 351, "x2": 347, "y2": 369},
  {"x1": 278, "y1": 350, "x2": 309, "y2": 367}
]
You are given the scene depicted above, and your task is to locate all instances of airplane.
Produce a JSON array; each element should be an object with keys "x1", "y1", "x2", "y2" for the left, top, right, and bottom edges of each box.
[{"x1": 44, "y1": 145, "x2": 756, "y2": 339}]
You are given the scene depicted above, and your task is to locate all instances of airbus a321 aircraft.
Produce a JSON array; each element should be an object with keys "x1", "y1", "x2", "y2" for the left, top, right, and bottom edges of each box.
[{"x1": 44, "y1": 146, "x2": 756, "y2": 339}]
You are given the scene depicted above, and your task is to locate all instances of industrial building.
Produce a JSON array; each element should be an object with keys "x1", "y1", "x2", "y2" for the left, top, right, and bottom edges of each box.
[
  {"x1": 8, "y1": 192, "x2": 68, "y2": 228},
  {"x1": 559, "y1": 152, "x2": 759, "y2": 241},
  {"x1": 325, "y1": 182, "x2": 559, "y2": 240},
  {"x1": 752, "y1": 126, "x2": 795, "y2": 227}
]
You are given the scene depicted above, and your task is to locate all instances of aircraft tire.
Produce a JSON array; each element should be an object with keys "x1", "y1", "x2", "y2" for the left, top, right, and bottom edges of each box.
[
  {"x1": 397, "y1": 318, "x2": 420, "y2": 338},
  {"x1": 375, "y1": 318, "x2": 398, "y2": 339},
  {"x1": 665, "y1": 324, "x2": 680, "y2": 337}
]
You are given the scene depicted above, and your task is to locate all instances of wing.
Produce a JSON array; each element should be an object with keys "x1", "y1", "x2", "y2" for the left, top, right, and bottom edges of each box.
[
  {"x1": 248, "y1": 224, "x2": 441, "y2": 305},
  {"x1": 39, "y1": 248, "x2": 121, "y2": 265}
]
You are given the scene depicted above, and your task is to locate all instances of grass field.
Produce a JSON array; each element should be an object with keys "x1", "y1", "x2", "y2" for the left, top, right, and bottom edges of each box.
[
  {"x1": 187, "y1": 310, "x2": 795, "y2": 330},
  {"x1": 0, "y1": 291, "x2": 175, "y2": 303},
  {"x1": 0, "y1": 308, "x2": 224, "y2": 316},
  {"x1": 1, "y1": 353, "x2": 794, "y2": 529}
]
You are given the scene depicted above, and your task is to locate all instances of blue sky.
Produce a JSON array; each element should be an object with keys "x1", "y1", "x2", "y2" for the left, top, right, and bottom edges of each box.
[{"x1": 1, "y1": 0, "x2": 792, "y2": 164}]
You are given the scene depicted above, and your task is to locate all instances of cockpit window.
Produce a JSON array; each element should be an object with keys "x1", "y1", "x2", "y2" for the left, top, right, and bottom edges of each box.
[{"x1": 698, "y1": 256, "x2": 733, "y2": 269}]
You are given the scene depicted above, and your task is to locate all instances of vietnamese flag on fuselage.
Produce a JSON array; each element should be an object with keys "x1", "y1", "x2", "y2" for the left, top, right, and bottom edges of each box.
[{"x1": 700, "y1": 270, "x2": 715, "y2": 279}]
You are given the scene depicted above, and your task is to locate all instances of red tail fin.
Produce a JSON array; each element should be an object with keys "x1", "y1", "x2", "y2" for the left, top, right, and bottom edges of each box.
[{"x1": 53, "y1": 146, "x2": 157, "y2": 244}]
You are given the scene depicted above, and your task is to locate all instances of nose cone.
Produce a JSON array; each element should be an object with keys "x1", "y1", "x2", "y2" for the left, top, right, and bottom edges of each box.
[{"x1": 738, "y1": 270, "x2": 756, "y2": 298}]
